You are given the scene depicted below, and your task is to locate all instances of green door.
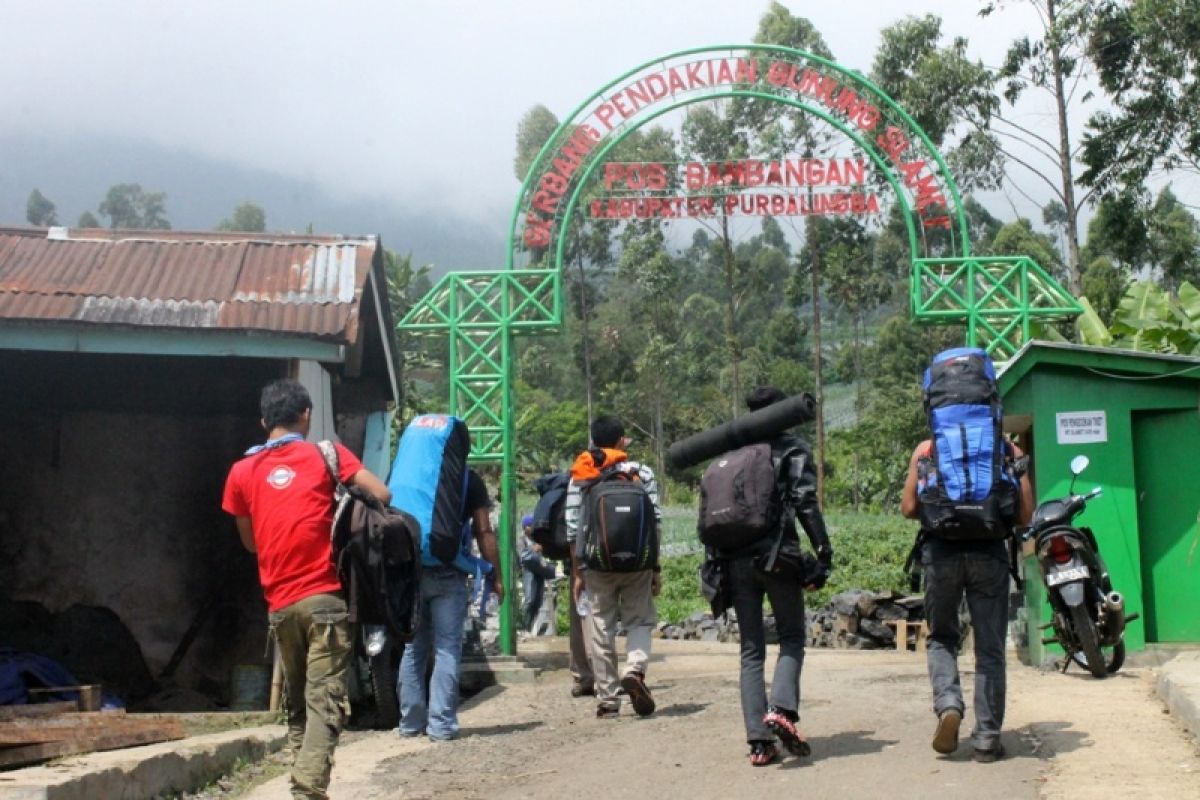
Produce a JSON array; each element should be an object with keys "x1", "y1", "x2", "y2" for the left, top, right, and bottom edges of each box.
[{"x1": 1132, "y1": 409, "x2": 1200, "y2": 642}]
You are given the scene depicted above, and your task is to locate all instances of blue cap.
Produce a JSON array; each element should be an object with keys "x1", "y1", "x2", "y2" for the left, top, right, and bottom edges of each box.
[{"x1": 522, "y1": 514, "x2": 535, "y2": 528}]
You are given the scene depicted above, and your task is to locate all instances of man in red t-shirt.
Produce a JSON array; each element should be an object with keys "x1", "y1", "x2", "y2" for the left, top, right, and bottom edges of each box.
[{"x1": 222, "y1": 379, "x2": 390, "y2": 800}]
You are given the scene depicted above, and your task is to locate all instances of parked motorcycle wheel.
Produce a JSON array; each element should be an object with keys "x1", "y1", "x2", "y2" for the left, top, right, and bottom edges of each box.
[
  {"x1": 369, "y1": 645, "x2": 401, "y2": 729},
  {"x1": 1069, "y1": 604, "x2": 1109, "y2": 678},
  {"x1": 1070, "y1": 638, "x2": 1125, "y2": 676}
]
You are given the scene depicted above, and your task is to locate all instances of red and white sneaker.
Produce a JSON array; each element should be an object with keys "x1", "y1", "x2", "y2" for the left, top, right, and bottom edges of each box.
[{"x1": 763, "y1": 709, "x2": 811, "y2": 757}]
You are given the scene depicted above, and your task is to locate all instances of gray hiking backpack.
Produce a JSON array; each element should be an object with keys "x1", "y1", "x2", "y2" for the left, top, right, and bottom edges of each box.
[{"x1": 697, "y1": 443, "x2": 781, "y2": 550}]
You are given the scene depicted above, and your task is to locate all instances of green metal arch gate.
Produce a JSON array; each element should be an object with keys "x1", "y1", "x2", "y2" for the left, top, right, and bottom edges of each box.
[{"x1": 400, "y1": 45, "x2": 1082, "y2": 654}]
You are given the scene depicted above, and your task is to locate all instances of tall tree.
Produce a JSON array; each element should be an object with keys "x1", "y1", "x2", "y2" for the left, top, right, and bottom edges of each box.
[
  {"x1": 97, "y1": 183, "x2": 170, "y2": 229},
  {"x1": 217, "y1": 201, "x2": 266, "y2": 232},
  {"x1": 514, "y1": 105, "x2": 561, "y2": 185},
  {"x1": 981, "y1": 0, "x2": 1101, "y2": 294},
  {"x1": 618, "y1": 229, "x2": 681, "y2": 484},
  {"x1": 1081, "y1": 0, "x2": 1200, "y2": 199},
  {"x1": 77, "y1": 211, "x2": 101, "y2": 228},
  {"x1": 871, "y1": 14, "x2": 1003, "y2": 193},
  {"x1": 25, "y1": 189, "x2": 58, "y2": 226},
  {"x1": 680, "y1": 104, "x2": 752, "y2": 418}
]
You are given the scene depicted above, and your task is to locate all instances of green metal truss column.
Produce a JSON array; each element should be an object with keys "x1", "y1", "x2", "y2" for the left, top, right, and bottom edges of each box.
[
  {"x1": 400, "y1": 269, "x2": 560, "y2": 655},
  {"x1": 911, "y1": 257, "x2": 1084, "y2": 360}
]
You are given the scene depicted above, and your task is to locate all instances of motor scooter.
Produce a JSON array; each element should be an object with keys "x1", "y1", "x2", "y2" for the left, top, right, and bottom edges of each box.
[{"x1": 1023, "y1": 455, "x2": 1137, "y2": 677}]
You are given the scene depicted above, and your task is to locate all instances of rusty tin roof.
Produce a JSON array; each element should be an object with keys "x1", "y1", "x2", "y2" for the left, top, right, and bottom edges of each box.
[{"x1": 0, "y1": 226, "x2": 382, "y2": 344}]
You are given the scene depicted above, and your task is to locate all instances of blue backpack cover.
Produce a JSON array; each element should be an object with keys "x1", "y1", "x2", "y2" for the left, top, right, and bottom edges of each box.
[
  {"x1": 918, "y1": 347, "x2": 1018, "y2": 540},
  {"x1": 387, "y1": 414, "x2": 493, "y2": 578}
]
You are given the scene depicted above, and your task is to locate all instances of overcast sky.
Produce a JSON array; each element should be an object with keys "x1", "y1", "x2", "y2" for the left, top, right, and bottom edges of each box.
[{"x1": 0, "y1": 1, "x2": 1119, "y2": 239}]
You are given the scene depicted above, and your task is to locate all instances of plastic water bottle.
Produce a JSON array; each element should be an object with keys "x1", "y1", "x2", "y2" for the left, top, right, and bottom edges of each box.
[
  {"x1": 364, "y1": 625, "x2": 387, "y2": 657},
  {"x1": 576, "y1": 590, "x2": 593, "y2": 617},
  {"x1": 484, "y1": 592, "x2": 500, "y2": 617}
]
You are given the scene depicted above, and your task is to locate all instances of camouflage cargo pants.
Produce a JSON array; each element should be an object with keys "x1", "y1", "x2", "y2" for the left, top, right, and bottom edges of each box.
[{"x1": 269, "y1": 592, "x2": 351, "y2": 800}]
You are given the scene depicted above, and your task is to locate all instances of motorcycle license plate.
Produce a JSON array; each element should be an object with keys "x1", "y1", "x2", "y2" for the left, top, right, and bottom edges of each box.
[{"x1": 1046, "y1": 565, "x2": 1089, "y2": 586}]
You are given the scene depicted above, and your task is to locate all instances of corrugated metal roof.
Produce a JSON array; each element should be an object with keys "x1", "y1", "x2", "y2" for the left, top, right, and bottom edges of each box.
[{"x1": 0, "y1": 227, "x2": 379, "y2": 343}]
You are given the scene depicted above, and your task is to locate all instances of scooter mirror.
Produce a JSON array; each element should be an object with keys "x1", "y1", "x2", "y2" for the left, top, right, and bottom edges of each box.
[{"x1": 1069, "y1": 455, "x2": 1090, "y2": 476}]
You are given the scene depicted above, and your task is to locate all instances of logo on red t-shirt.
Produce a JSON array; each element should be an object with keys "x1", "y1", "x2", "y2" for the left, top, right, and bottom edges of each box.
[{"x1": 266, "y1": 465, "x2": 296, "y2": 489}]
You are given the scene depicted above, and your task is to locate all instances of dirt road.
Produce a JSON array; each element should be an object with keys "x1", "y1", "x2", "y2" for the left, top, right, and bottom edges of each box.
[{"x1": 244, "y1": 640, "x2": 1199, "y2": 800}]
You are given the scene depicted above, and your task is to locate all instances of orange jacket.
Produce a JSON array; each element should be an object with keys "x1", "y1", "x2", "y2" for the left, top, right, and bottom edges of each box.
[{"x1": 570, "y1": 447, "x2": 629, "y2": 482}]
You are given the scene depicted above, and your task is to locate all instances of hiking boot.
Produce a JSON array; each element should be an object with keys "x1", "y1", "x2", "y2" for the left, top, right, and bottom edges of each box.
[
  {"x1": 932, "y1": 709, "x2": 962, "y2": 755},
  {"x1": 571, "y1": 681, "x2": 595, "y2": 698},
  {"x1": 595, "y1": 702, "x2": 619, "y2": 719},
  {"x1": 620, "y1": 672, "x2": 656, "y2": 717},
  {"x1": 763, "y1": 707, "x2": 810, "y2": 757},
  {"x1": 973, "y1": 743, "x2": 1006, "y2": 763}
]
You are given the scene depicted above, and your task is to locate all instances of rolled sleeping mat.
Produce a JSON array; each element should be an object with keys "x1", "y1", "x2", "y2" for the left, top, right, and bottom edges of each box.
[{"x1": 666, "y1": 392, "x2": 816, "y2": 470}]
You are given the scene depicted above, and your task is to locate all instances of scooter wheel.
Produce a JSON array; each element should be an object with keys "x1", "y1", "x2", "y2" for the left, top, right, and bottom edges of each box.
[{"x1": 1068, "y1": 604, "x2": 1110, "y2": 678}]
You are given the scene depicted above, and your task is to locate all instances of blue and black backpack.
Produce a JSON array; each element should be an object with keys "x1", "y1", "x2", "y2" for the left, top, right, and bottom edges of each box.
[
  {"x1": 387, "y1": 414, "x2": 493, "y2": 581},
  {"x1": 917, "y1": 347, "x2": 1019, "y2": 541}
]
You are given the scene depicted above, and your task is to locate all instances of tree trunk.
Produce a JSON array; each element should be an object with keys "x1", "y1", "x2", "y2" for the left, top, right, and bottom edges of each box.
[
  {"x1": 575, "y1": 253, "x2": 595, "y2": 428},
  {"x1": 720, "y1": 213, "x2": 742, "y2": 418},
  {"x1": 653, "y1": 379, "x2": 666, "y2": 503},
  {"x1": 808, "y1": 220, "x2": 826, "y2": 509},
  {"x1": 853, "y1": 311, "x2": 865, "y2": 421},
  {"x1": 1048, "y1": 0, "x2": 1083, "y2": 295}
]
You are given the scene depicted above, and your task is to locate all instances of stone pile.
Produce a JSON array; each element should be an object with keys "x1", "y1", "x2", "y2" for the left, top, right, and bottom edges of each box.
[
  {"x1": 652, "y1": 589, "x2": 925, "y2": 649},
  {"x1": 807, "y1": 590, "x2": 925, "y2": 649}
]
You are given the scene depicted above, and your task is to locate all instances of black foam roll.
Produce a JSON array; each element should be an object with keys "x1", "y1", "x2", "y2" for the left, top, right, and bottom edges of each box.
[{"x1": 666, "y1": 393, "x2": 816, "y2": 469}]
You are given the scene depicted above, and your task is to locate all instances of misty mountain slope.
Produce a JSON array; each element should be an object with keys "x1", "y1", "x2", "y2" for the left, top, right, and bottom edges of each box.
[{"x1": 0, "y1": 132, "x2": 505, "y2": 273}]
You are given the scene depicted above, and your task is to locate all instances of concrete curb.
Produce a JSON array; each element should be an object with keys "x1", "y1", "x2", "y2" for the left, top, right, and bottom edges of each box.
[
  {"x1": 1156, "y1": 651, "x2": 1200, "y2": 741},
  {"x1": 0, "y1": 724, "x2": 286, "y2": 800}
]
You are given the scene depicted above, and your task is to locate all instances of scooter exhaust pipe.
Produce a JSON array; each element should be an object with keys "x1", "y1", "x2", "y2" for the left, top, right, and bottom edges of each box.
[
  {"x1": 1103, "y1": 592, "x2": 1126, "y2": 639},
  {"x1": 1105, "y1": 592, "x2": 1124, "y2": 614}
]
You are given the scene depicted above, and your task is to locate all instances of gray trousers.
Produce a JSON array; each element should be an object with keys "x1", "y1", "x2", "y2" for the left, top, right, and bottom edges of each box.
[
  {"x1": 922, "y1": 544, "x2": 1009, "y2": 751},
  {"x1": 729, "y1": 556, "x2": 807, "y2": 742},
  {"x1": 583, "y1": 570, "x2": 655, "y2": 706}
]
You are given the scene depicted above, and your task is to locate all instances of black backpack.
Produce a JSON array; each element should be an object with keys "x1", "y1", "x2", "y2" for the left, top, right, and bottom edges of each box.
[
  {"x1": 575, "y1": 467, "x2": 658, "y2": 573},
  {"x1": 318, "y1": 442, "x2": 422, "y2": 642},
  {"x1": 530, "y1": 471, "x2": 571, "y2": 561},
  {"x1": 697, "y1": 443, "x2": 782, "y2": 550}
]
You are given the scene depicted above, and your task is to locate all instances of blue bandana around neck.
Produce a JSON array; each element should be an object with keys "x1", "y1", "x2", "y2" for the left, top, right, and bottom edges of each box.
[{"x1": 244, "y1": 432, "x2": 306, "y2": 456}]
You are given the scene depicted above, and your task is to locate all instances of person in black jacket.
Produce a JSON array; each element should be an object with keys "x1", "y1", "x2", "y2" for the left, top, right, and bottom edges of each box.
[{"x1": 705, "y1": 385, "x2": 833, "y2": 766}]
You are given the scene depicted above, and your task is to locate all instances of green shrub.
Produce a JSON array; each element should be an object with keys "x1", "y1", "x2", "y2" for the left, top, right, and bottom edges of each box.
[{"x1": 651, "y1": 509, "x2": 919, "y2": 624}]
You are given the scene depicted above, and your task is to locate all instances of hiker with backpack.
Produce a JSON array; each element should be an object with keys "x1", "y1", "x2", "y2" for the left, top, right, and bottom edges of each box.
[
  {"x1": 388, "y1": 415, "x2": 504, "y2": 742},
  {"x1": 698, "y1": 386, "x2": 833, "y2": 767},
  {"x1": 529, "y1": 470, "x2": 593, "y2": 691},
  {"x1": 901, "y1": 348, "x2": 1033, "y2": 763},
  {"x1": 519, "y1": 514, "x2": 558, "y2": 633},
  {"x1": 221, "y1": 379, "x2": 392, "y2": 800},
  {"x1": 566, "y1": 415, "x2": 662, "y2": 718}
]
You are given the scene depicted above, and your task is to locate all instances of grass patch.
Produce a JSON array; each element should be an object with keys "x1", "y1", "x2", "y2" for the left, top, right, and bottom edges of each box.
[{"x1": 653, "y1": 509, "x2": 919, "y2": 624}]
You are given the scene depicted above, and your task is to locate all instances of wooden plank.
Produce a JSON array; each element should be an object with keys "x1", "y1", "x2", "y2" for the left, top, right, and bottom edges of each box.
[
  {"x1": 26, "y1": 685, "x2": 102, "y2": 712},
  {"x1": 894, "y1": 619, "x2": 908, "y2": 651},
  {"x1": 0, "y1": 713, "x2": 147, "y2": 746},
  {"x1": 0, "y1": 702, "x2": 77, "y2": 721},
  {"x1": 0, "y1": 720, "x2": 185, "y2": 768}
]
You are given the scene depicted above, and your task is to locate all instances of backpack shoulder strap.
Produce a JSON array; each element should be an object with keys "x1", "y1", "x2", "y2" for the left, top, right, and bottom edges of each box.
[{"x1": 315, "y1": 440, "x2": 342, "y2": 488}]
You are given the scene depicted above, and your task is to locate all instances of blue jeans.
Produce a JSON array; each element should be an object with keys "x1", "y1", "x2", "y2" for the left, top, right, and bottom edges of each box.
[
  {"x1": 398, "y1": 567, "x2": 468, "y2": 740},
  {"x1": 922, "y1": 542, "x2": 1009, "y2": 751}
]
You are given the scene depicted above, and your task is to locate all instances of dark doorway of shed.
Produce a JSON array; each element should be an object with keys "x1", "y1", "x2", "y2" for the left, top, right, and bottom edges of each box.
[
  {"x1": 0, "y1": 349, "x2": 283, "y2": 709},
  {"x1": 1132, "y1": 408, "x2": 1200, "y2": 643}
]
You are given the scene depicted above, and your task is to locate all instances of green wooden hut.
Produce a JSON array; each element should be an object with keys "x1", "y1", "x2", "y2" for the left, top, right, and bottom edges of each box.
[{"x1": 998, "y1": 341, "x2": 1200, "y2": 664}]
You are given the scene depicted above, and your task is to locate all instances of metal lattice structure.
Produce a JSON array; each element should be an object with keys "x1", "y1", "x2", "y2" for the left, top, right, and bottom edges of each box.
[
  {"x1": 401, "y1": 270, "x2": 560, "y2": 462},
  {"x1": 912, "y1": 257, "x2": 1083, "y2": 359},
  {"x1": 399, "y1": 45, "x2": 1083, "y2": 655}
]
